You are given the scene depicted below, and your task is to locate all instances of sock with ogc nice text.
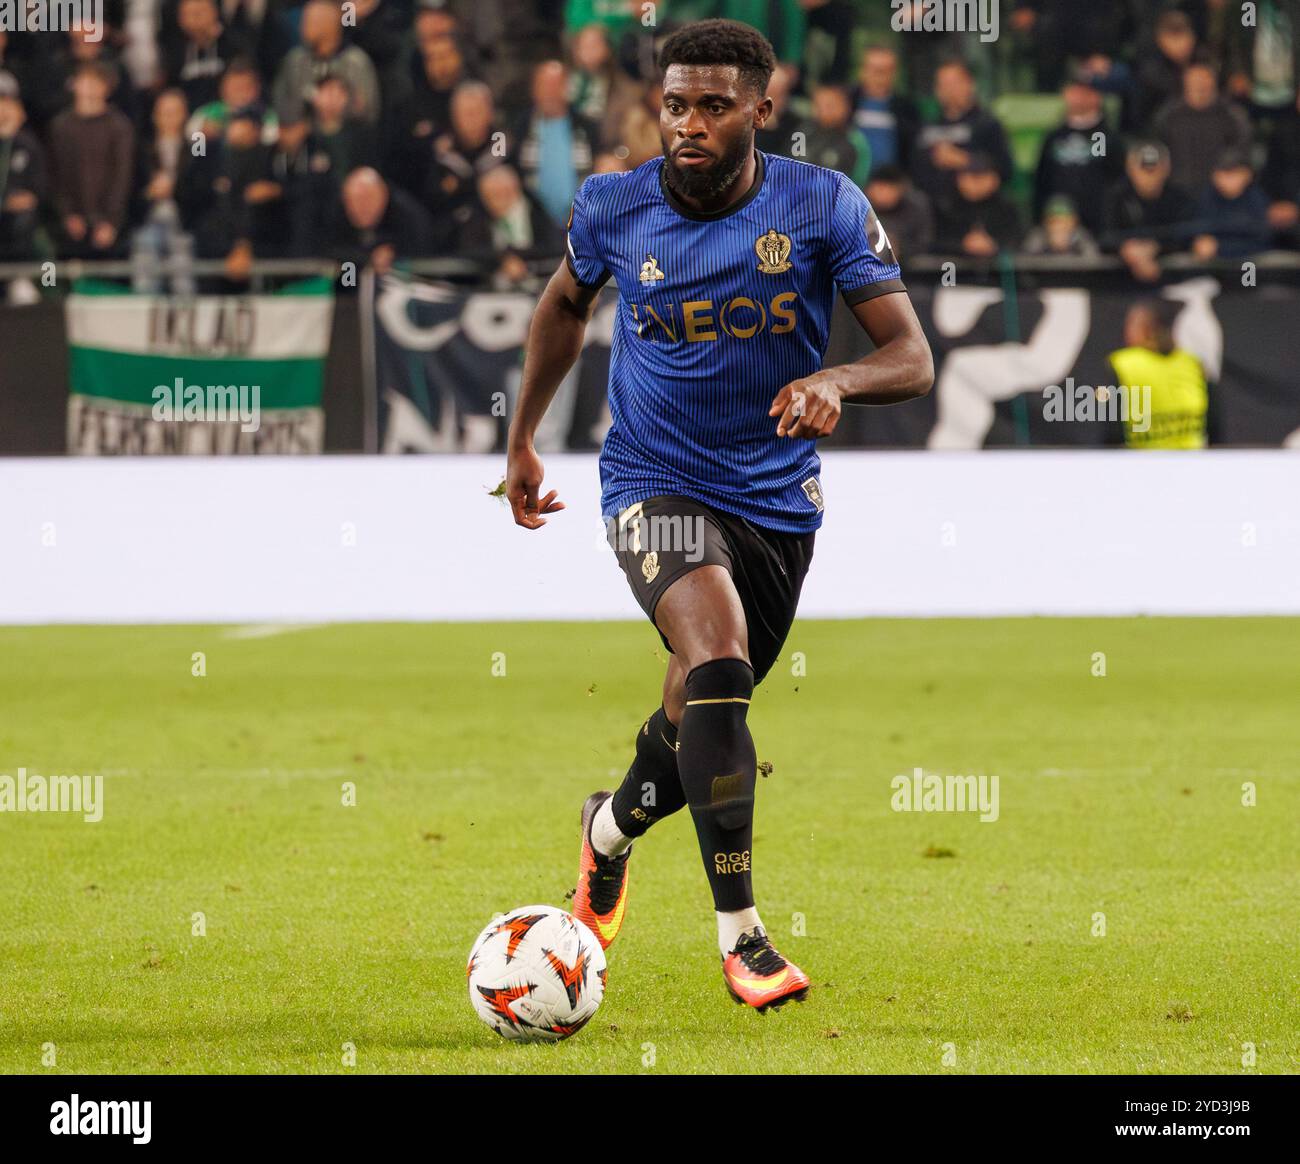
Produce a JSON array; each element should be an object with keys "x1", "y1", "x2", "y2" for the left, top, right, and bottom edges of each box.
[{"x1": 676, "y1": 658, "x2": 758, "y2": 914}]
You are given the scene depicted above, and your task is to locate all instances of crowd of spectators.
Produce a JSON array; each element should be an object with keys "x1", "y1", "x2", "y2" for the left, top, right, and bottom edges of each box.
[{"x1": 1, "y1": 0, "x2": 1299, "y2": 295}]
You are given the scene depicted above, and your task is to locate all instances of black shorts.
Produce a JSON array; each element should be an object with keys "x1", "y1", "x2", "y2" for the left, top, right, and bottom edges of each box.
[{"x1": 606, "y1": 494, "x2": 815, "y2": 685}]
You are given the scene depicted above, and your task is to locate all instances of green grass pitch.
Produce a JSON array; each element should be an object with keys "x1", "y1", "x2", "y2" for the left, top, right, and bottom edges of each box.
[{"x1": 0, "y1": 618, "x2": 1296, "y2": 1075}]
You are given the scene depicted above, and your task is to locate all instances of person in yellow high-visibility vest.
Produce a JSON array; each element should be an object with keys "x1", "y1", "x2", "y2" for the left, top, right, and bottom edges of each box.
[{"x1": 1108, "y1": 299, "x2": 1209, "y2": 449}]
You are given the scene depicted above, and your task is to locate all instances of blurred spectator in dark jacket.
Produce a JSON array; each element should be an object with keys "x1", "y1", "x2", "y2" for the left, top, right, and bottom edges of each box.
[
  {"x1": 272, "y1": 0, "x2": 380, "y2": 127},
  {"x1": 457, "y1": 162, "x2": 563, "y2": 285},
  {"x1": 275, "y1": 71, "x2": 380, "y2": 256},
  {"x1": 1103, "y1": 141, "x2": 1195, "y2": 280},
  {"x1": 865, "y1": 163, "x2": 933, "y2": 263},
  {"x1": 755, "y1": 63, "x2": 799, "y2": 158},
  {"x1": 344, "y1": 0, "x2": 407, "y2": 86},
  {"x1": 0, "y1": 71, "x2": 46, "y2": 263},
  {"x1": 1261, "y1": 95, "x2": 1300, "y2": 247},
  {"x1": 509, "y1": 59, "x2": 596, "y2": 226},
  {"x1": 1022, "y1": 194, "x2": 1101, "y2": 257},
  {"x1": 1010, "y1": 1, "x2": 1135, "y2": 95},
  {"x1": 1034, "y1": 74, "x2": 1121, "y2": 234},
  {"x1": 1191, "y1": 149, "x2": 1273, "y2": 259},
  {"x1": 164, "y1": 0, "x2": 253, "y2": 113},
  {"x1": 333, "y1": 165, "x2": 434, "y2": 273},
  {"x1": 159, "y1": 0, "x2": 290, "y2": 90},
  {"x1": 30, "y1": 25, "x2": 143, "y2": 131},
  {"x1": 912, "y1": 59, "x2": 1013, "y2": 204},
  {"x1": 1154, "y1": 61, "x2": 1252, "y2": 197},
  {"x1": 131, "y1": 88, "x2": 195, "y2": 292},
  {"x1": 49, "y1": 62, "x2": 136, "y2": 257},
  {"x1": 425, "y1": 80, "x2": 503, "y2": 251},
  {"x1": 178, "y1": 102, "x2": 287, "y2": 279},
  {"x1": 385, "y1": 34, "x2": 470, "y2": 195},
  {"x1": 306, "y1": 75, "x2": 378, "y2": 184},
  {"x1": 933, "y1": 152, "x2": 1023, "y2": 257},
  {"x1": 799, "y1": 83, "x2": 871, "y2": 186},
  {"x1": 851, "y1": 44, "x2": 918, "y2": 175},
  {"x1": 1135, "y1": 9, "x2": 1198, "y2": 129}
]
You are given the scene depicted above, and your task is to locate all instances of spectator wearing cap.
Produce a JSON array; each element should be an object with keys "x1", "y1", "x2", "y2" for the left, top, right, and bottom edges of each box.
[
  {"x1": 1135, "y1": 9, "x2": 1198, "y2": 129},
  {"x1": 864, "y1": 163, "x2": 934, "y2": 264},
  {"x1": 508, "y1": 59, "x2": 597, "y2": 227},
  {"x1": 1034, "y1": 74, "x2": 1122, "y2": 234},
  {"x1": 850, "y1": 45, "x2": 919, "y2": 176},
  {"x1": 1154, "y1": 61, "x2": 1252, "y2": 198},
  {"x1": 272, "y1": 0, "x2": 381, "y2": 127},
  {"x1": 798, "y1": 83, "x2": 872, "y2": 187},
  {"x1": 457, "y1": 162, "x2": 564, "y2": 286},
  {"x1": 1191, "y1": 149, "x2": 1272, "y2": 259},
  {"x1": 331, "y1": 165, "x2": 434, "y2": 274},
  {"x1": 911, "y1": 59, "x2": 1013, "y2": 205},
  {"x1": 1022, "y1": 194, "x2": 1101, "y2": 258},
  {"x1": 0, "y1": 70, "x2": 47, "y2": 264},
  {"x1": 48, "y1": 62, "x2": 136, "y2": 257},
  {"x1": 1103, "y1": 141, "x2": 1195, "y2": 281},
  {"x1": 933, "y1": 151, "x2": 1023, "y2": 257}
]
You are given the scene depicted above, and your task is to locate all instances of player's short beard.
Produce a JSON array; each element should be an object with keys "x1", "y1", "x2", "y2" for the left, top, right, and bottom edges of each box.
[{"x1": 663, "y1": 126, "x2": 753, "y2": 205}]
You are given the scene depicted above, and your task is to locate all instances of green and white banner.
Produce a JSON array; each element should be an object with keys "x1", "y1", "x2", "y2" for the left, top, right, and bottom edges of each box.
[{"x1": 65, "y1": 278, "x2": 334, "y2": 454}]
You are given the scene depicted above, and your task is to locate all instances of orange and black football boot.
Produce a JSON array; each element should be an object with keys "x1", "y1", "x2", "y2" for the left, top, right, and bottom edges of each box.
[
  {"x1": 571, "y1": 791, "x2": 631, "y2": 950},
  {"x1": 722, "y1": 926, "x2": 810, "y2": 1012}
]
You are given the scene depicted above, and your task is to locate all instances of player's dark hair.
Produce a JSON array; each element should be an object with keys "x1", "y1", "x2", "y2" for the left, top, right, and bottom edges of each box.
[
  {"x1": 1134, "y1": 297, "x2": 1180, "y2": 353},
  {"x1": 658, "y1": 19, "x2": 777, "y2": 98}
]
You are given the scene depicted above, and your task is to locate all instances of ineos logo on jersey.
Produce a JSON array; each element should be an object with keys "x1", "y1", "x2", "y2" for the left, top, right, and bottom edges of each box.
[{"x1": 629, "y1": 292, "x2": 799, "y2": 343}]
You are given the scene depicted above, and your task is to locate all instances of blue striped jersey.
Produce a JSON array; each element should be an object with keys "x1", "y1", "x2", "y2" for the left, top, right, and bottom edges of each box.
[{"x1": 565, "y1": 149, "x2": 904, "y2": 533}]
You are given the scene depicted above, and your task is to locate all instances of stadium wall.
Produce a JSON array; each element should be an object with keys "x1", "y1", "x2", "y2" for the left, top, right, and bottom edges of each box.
[{"x1": 1, "y1": 452, "x2": 1296, "y2": 623}]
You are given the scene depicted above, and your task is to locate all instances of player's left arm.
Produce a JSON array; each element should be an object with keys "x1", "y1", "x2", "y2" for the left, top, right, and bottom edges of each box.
[
  {"x1": 770, "y1": 292, "x2": 934, "y2": 438},
  {"x1": 772, "y1": 173, "x2": 934, "y2": 438}
]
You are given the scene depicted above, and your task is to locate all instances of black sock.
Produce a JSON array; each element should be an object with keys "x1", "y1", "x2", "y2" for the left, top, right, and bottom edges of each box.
[
  {"x1": 610, "y1": 706, "x2": 686, "y2": 837},
  {"x1": 677, "y1": 658, "x2": 757, "y2": 912}
]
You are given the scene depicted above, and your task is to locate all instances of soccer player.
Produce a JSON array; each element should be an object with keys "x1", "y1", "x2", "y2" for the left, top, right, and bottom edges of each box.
[{"x1": 504, "y1": 20, "x2": 933, "y2": 1011}]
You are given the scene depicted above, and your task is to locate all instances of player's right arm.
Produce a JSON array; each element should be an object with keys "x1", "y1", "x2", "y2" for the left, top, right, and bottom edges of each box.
[
  {"x1": 505, "y1": 259, "x2": 602, "y2": 529},
  {"x1": 506, "y1": 174, "x2": 610, "y2": 530}
]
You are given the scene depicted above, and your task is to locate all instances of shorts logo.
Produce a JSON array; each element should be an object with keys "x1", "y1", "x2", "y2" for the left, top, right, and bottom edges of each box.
[
  {"x1": 641, "y1": 551, "x2": 660, "y2": 583},
  {"x1": 801, "y1": 476, "x2": 825, "y2": 512},
  {"x1": 639, "y1": 253, "x2": 665, "y2": 284},
  {"x1": 755, "y1": 229, "x2": 793, "y2": 274}
]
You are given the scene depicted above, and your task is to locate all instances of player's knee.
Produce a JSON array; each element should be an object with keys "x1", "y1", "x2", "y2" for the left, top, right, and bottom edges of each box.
[
  {"x1": 662, "y1": 662, "x2": 686, "y2": 725},
  {"x1": 679, "y1": 638, "x2": 749, "y2": 675}
]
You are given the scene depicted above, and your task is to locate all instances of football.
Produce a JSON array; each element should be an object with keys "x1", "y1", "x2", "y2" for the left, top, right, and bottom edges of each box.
[{"x1": 466, "y1": 905, "x2": 607, "y2": 1042}]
